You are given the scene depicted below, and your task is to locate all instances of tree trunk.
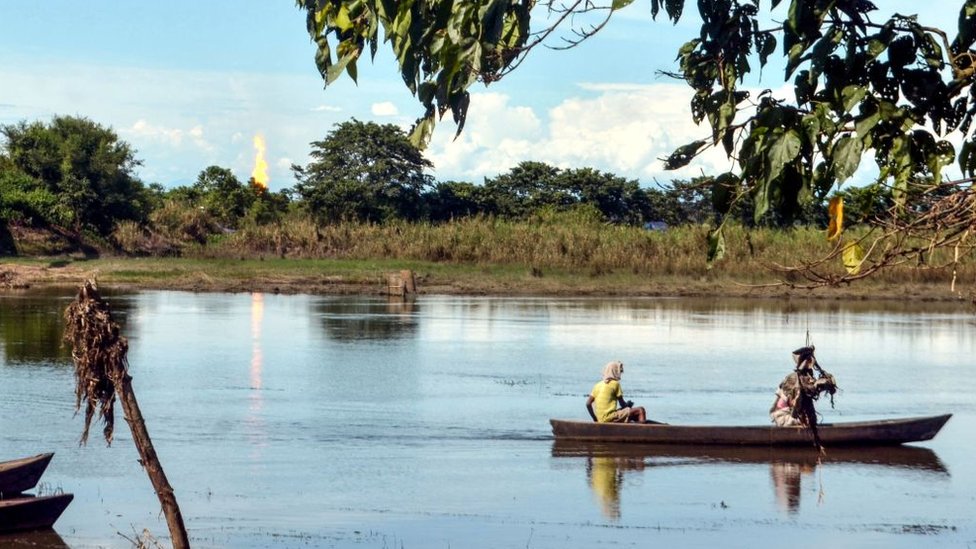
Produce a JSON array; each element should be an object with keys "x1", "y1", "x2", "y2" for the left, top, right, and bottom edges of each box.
[{"x1": 117, "y1": 374, "x2": 190, "y2": 549}]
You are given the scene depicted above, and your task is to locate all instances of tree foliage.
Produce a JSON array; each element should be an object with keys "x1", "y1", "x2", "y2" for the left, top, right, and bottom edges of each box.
[
  {"x1": 295, "y1": 0, "x2": 531, "y2": 145},
  {"x1": 482, "y1": 161, "x2": 653, "y2": 224},
  {"x1": 298, "y1": 0, "x2": 976, "y2": 285},
  {"x1": 0, "y1": 116, "x2": 148, "y2": 235},
  {"x1": 192, "y1": 166, "x2": 254, "y2": 227},
  {"x1": 292, "y1": 119, "x2": 434, "y2": 222}
]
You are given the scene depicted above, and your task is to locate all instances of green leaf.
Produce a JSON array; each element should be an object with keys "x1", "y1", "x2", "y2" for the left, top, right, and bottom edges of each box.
[
  {"x1": 855, "y1": 109, "x2": 881, "y2": 139},
  {"x1": 841, "y1": 85, "x2": 867, "y2": 112},
  {"x1": 335, "y1": 5, "x2": 353, "y2": 31},
  {"x1": 711, "y1": 173, "x2": 739, "y2": 214},
  {"x1": 866, "y1": 38, "x2": 886, "y2": 60},
  {"x1": 327, "y1": 49, "x2": 359, "y2": 85},
  {"x1": 753, "y1": 178, "x2": 770, "y2": 223},
  {"x1": 758, "y1": 32, "x2": 777, "y2": 68},
  {"x1": 953, "y1": 1, "x2": 976, "y2": 52},
  {"x1": 960, "y1": 140, "x2": 976, "y2": 177},
  {"x1": 707, "y1": 227, "x2": 726, "y2": 267},
  {"x1": 663, "y1": 140, "x2": 707, "y2": 170},
  {"x1": 665, "y1": 0, "x2": 684, "y2": 22},
  {"x1": 832, "y1": 136, "x2": 863, "y2": 183},
  {"x1": 611, "y1": 0, "x2": 635, "y2": 10},
  {"x1": 409, "y1": 114, "x2": 437, "y2": 149},
  {"x1": 800, "y1": 112, "x2": 821, "y2": 146},
  {"x1": 766, "y1": 130, "x2": 802, "y2": 183},
  {"x1": 928, "y1": 139, "x2": 956, "y2": 181}
]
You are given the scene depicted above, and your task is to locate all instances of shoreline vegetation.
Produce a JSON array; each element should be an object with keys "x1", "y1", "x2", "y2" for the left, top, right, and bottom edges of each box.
[{"x1": 2, "y1": 221, "x2": 973, "y2": 306}]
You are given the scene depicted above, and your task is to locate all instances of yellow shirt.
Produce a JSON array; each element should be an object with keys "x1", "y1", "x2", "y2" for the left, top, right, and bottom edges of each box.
[{"x1": 590, "y1": 380, "x2": 623, "y2": 423}]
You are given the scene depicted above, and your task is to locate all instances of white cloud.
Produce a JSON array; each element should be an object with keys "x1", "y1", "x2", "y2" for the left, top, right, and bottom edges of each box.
[
  {"x1": 371, "y1": 101, "x2": 399, "y2": 116},
  {"x1": 276, "y1": 157, "x2": 294, "y2": 171},
  {"x1": 426, "y1": 92, "x2": 542, "y2": 181},
  {"x1": 426, "y1": 85, "x2": 735, "y2": 183},
  {"x1": 123, "y1": 119, "x2": 213, "y2": 153},
  {"x1": 312, "y1": 104, "x2": 342, "y2": 112}
]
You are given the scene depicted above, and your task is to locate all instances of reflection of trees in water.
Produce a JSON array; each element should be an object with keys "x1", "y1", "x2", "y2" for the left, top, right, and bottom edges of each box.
[
  {"x1": 586, "y1": 456, "x2": 645, "y2": 521},
  {"x1": 0, "y1": 290, "x2": 135, "y2": 365},
  {"x1": 314, "y1": 296, "x2": 419, "y2": 342}
]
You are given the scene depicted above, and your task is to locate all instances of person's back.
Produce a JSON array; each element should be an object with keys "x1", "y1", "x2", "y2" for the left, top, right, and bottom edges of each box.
[
  {"x1": 589, "y1": 378, "x2": 623, "y2": 423},
  {"x1": 586, "y1": 361, "x2": 646, "y2": 423}
]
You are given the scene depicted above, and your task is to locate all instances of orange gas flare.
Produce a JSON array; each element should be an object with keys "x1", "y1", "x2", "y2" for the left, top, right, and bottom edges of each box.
[{"x1": 251, "y1": 134, "x2": 269, "y2": 189}]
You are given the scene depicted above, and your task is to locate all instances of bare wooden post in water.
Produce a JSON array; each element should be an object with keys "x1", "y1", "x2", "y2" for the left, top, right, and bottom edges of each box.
[{"x1": 63, "y1": 279, "x2": 190, "y2": 549}]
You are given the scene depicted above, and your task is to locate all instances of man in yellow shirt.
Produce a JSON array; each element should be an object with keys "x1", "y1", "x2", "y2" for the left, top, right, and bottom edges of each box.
[{"x1": 585, "y1": 361, "x2": 646, "y2": 423}]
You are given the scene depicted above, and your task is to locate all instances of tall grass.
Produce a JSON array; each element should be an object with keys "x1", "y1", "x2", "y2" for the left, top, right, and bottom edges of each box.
[{"x1": 167, "y1": 214, "x2": 972, "y2": 285}]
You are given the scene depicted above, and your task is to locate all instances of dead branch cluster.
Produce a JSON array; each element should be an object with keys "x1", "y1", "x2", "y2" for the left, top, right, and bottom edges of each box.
[
  {"x1": 770, "y1": 181, "x2": 975, "y2": 291},
  {"x1": 62, "y1": 279, "x2": 129, "y2": 445}
]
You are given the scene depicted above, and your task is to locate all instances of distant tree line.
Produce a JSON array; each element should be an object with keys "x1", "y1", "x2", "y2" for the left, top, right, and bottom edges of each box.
[{"x1": 0, "y1": 115, "x2": 898, "y2": 254}]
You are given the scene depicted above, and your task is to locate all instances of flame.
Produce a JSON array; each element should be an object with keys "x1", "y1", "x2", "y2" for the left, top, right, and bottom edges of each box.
[{"x1": 251, "y1": 134, "x2": 269, "y2": 189}]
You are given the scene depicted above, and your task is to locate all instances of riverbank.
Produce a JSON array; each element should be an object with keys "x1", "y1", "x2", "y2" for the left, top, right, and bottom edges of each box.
[{"x1": 1, "y1": 256, "x2": 972, "y2": 305}]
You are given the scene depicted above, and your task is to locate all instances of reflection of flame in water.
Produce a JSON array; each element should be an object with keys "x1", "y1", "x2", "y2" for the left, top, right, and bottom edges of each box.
[
  {"x1": 250, "y1": 293, "x2": 264, "y2": 391},
  {"x1": 246, "y1": 292, "x2": 268, "y2": 455},
  {"x1": 251, "y1": 134, "x2": 269, "y2": 189}
]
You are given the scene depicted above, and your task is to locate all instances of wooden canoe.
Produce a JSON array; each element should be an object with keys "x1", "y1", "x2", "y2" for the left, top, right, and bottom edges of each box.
[
  {"x1": 549, "y1": 414, "x2": 952, "y2": 446},
  {"x1": 0, "y1": 494, "x2": 73, "y2": 534},
  {"x1": 0, "y1": 454, "x2": 54, "y2": 496}
]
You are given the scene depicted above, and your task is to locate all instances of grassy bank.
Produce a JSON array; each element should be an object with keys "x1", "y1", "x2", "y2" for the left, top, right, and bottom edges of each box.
[{"x1": 3, "y1": 218, "x2": 973, "y2": 303}]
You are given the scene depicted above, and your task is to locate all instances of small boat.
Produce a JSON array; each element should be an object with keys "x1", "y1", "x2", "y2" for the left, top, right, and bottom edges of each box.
[
  {"x1": 549, "y1": 414, "x2": 952, "y2": 446},
  {"x1": 0, "y1": 454, "x2": 54, "y2": 496},
  {"x1": 0, "y1": 494, "x2": 74, "y2": 534}
]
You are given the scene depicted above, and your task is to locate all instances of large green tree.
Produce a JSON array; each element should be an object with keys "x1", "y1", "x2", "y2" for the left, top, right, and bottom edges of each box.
[
  {"x1": 192, "y1": 166, "x2": 254, "y2": 227},
  {"x1": 292, "y1": 119, "x2": 434, "y2": 222},
  {"x1": 0, "y1": 116, "x2": 148, "y2": 235},
  {"x1": 482, "y1": 161, "x2": 652, "y2": 224},
  {"x1": 423, "y1": 180, "x2": 491, "y2": 221},
  {"x1": 297, "y1": 0, "x2": 976, "y2": 286}
]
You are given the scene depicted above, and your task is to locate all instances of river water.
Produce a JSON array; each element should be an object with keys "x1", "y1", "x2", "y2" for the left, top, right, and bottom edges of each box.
[{"x1": 0, "y1": 289, "x2": 973, "y2": 548}]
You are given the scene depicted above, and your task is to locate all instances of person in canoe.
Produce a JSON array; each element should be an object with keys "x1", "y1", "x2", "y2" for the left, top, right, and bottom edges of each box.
[
  {"x1": 586, "y1": 360, "x2": 647, "y2": 423},
  {"x1": 769, "y1": 346, "x2": 838, "y2": 428}
]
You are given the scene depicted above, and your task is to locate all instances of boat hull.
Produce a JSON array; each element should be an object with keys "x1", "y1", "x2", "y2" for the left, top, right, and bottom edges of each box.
[
  {"x1": 0, "y1": 454, "x2": 54, "y2": 496},
  {"x1": 549, "y1": 414, "x2": 952, "y2": 446},
  {"x1": 0, "y1": 494, "x2": 74, "y2": 534}
]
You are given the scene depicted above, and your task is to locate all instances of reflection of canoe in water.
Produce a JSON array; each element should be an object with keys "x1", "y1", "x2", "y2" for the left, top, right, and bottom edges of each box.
[
  {"x1": 0, "y1": 494, "x2": 74, "y2": 534},
  {"x1": 549, "y1": 414, "x2": 952, "y2": 446},
  {"x1": 551, "y1": 440, "x2": 948, "y2": 473},
  {"x1": 0, "y1": 454, "x2": 54, "y2": 495},
  {"x1": 0, "y1": 527, "x2": 71, "y2": 548}
]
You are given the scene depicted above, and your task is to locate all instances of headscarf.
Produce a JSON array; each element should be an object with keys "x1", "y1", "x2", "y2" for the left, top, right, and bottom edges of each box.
[{"x1": 602, "y1": 361, "x2": 623, "y2": 383}]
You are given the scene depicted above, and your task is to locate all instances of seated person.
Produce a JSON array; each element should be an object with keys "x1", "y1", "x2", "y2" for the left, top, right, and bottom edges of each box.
[
  {"x1": 770, "y1": 346, "x2": 837, "y2": 427},
  {"x1": 586, "y1": 361, "x2": 646, "y2": 423}
]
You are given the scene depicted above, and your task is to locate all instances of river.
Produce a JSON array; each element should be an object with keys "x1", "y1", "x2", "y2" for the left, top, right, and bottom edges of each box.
[{"x1": 0, "y1": 289, "x2": 973, "y2": 548}]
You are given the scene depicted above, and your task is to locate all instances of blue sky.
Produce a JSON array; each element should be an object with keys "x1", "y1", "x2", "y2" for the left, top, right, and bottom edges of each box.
[{"x1": 0, "y1": 1, "x2": 961, "y2": 191}]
